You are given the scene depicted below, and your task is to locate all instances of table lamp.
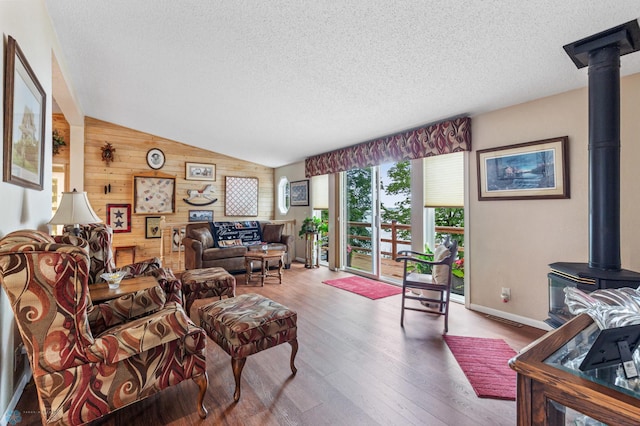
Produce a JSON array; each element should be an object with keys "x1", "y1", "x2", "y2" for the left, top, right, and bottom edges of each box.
[{"x1": 49, "y1": 189, "x2": 102, "y2": 236}]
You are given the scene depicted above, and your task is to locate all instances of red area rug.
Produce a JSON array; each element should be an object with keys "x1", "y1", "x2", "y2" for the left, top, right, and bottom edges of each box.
[
  {"x1": 444, "y1": 335, "x2": 517, "y2": 400},
  {"x1": 322, "y1": 276, "x2": 403, "y2": 300}
]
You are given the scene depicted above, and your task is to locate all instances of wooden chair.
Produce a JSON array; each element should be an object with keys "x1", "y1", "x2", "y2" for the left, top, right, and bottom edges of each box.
[{"x1": 396, "y1": 237, "x2": 458, "y2": 333}]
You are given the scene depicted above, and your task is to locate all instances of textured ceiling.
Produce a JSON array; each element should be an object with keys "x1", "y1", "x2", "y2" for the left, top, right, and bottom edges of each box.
[{"x1": 44, "y1": 1, "x2": 640, "y2": 168}]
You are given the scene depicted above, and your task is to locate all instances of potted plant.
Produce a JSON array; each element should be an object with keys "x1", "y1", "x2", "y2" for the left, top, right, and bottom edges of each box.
[
  {"x1": 298, "y1": 216, "x2": 327, "y2": 237},
  {"x1": 52, "y1": 129, "x2": 66, "y2": 155}
]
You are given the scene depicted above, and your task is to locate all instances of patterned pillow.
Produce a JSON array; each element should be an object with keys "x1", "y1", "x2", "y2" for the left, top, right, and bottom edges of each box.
[
  {"x1": 191, "y1": 227, "x2": 214, "y2": 249},
  {"x1": 432, "y1": 244, "x2": 452, "y2": 284},
  {"x1": 262, "y1": 224, "x2": 284, "y2": 243},
  {"x1": 218, "y1": 239, "x2": 244, "y2": 248}
]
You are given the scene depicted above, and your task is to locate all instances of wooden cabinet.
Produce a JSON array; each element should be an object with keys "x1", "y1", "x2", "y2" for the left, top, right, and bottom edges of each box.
[{"x1": 510, "y1": 313, "x2": 640, "y2": 425}]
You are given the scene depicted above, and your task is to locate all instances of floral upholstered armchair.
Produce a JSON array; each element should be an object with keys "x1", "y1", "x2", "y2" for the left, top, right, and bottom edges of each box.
[
  {"x1": 65, "y1": 224, "x2": 183, "y2": 305},
  {"x1": 0, "y1": 230, "x2": 208, "y2": 425}
]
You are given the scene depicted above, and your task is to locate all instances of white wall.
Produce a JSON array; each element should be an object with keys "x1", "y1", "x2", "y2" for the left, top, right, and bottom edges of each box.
[
  {"x1": 0, "y1": 0, "x2": 76, "y2": 417},
  {"x1": 469, "y1": 72, "x2": 640, "y2": 322}
]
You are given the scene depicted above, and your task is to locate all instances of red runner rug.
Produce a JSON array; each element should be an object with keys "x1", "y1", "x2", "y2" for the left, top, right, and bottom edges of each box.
[
  {"x1": 443, "y1": 335, "x2": 517, "y2": 400},
  {"x1": 322, "y1": 276, "x2": 403, "y2": 300}
]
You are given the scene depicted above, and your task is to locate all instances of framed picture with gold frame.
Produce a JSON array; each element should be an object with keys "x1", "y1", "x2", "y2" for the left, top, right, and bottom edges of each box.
[{"x1": 133, "y1": 172, "x2": 176, "y2": 214}]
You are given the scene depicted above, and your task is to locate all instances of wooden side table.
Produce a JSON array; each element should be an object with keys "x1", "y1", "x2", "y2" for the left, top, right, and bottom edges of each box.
[
  {"x1": 244, "y1": 250, "x2": 285, "y2": 286},
  {"x1": 89, "y1": 275, "x2": 158, "y2": 302}
]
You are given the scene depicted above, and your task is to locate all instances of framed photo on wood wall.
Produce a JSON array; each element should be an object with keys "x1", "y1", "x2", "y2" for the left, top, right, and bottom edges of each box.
[
  {"x1": 145, "y1": 216, "x2": 162, "y2": 239},
  {"x1": 185, "y1": 162, "x2": 216, "y2": 181},
  {"x1": 476, "y1": 136, "x2": 569, "y2": 201},
  {"x1": 3, "y1": 36, "x2": 46, "y2": 190}
]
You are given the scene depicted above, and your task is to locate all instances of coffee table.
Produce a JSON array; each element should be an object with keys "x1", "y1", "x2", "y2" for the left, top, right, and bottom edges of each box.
[
  {"x1": 244, "y1": 250, "x2": 285, "y2": 286},
  {"x1": 89, "y1": 275, "x2": 159, "y2": 302}
]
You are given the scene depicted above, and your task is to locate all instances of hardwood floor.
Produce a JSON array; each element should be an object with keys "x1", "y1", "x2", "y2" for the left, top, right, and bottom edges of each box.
[{"x1": 14, "y1": 263, "x2": 546, "y2": 425}]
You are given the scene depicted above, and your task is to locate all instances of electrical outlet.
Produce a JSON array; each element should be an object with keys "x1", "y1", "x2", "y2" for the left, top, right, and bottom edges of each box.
[{"x1": 501, "y1": 287, "x2": 511, "y2": 303}]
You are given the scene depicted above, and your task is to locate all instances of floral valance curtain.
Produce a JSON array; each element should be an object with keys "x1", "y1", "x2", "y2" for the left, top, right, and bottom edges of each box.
[{"x1": 305, "y1": 116, "x2": 471, "y2": 177}]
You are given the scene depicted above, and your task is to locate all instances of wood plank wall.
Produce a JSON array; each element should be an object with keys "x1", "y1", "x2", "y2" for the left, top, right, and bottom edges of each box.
[{"x1": 59, "y1": 116, "x2": 275, "y2": 264}]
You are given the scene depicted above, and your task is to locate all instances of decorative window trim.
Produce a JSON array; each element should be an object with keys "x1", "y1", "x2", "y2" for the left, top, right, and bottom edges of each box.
[{"x1": 305, "y1": 116, "x2": 471, "y2": 177}]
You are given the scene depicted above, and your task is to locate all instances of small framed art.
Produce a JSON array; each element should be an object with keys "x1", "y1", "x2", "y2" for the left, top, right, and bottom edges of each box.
[
  {"x1": 188, "y1": 210, "x2": 213, "y2": 222},
  {"x1": 145, "y1": 216, "x2": 162, "y2": 239},
  {"x1": 107, "y1": 204, "x2": 131, "y2": 233},
  {"x1": 185, "y1": 162, "x2": 216, "y2": 181},
  {"x1": 290, "y1": 179, "x2": 309, "y2": 206}
]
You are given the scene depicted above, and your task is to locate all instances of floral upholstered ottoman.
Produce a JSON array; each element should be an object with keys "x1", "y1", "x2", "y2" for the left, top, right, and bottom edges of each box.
[
  {"x1": 198, "y1": 293, "x2": 298, "y2": 401},
  {"x1": 181, "y1": 267, "x2": 236, "y2": 318}
]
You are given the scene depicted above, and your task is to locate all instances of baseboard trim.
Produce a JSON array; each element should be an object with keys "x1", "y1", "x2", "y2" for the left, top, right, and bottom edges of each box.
[
  {"x1": 1, "y1": 365, "x2": 32, "y2": 426},
  {"x1": 469, "y1": 303, "x2": 552, "y2": 331}
]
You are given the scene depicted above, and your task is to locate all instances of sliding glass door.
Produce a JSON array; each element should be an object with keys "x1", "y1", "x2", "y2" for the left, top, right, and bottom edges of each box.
[
  {"x1": 345, "y1": 167, "x2": 378, "y2": 276},
  {"x1": 344, "y1": 161, "x2": 411, "y2": 280}
]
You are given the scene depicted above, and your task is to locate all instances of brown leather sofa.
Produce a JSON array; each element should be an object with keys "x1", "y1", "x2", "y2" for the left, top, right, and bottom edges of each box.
[{"x1": 183, "y1": 221, "x2": 294, "y2": 272}]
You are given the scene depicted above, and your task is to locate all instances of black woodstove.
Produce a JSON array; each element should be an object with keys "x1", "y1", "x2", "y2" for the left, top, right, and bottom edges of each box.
[{"x1": 546, "y1": 20, "x2": 640, "y2": 328}]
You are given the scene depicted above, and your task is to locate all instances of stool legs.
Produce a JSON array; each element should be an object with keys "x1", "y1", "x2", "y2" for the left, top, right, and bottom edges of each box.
[
  {"x1": 289, "y1": 339, "x2": 298, "y2": 375},
  {"x1": 230, "y1": 338, "x2": 299, "y2": 402},
  {"x1": 231, "y1": 357, "x2": 247, "y2": 402}
]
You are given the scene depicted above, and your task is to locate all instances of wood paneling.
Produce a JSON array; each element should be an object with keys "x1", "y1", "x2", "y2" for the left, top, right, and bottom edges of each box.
[{"x1": 84, "y1": 117, "x2": 274, "y2": 262}]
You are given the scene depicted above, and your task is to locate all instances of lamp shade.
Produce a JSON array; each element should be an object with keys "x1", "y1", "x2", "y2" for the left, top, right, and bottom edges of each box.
[{"x1": 49, "y1": 191, "x2": 102, "y2": 226}]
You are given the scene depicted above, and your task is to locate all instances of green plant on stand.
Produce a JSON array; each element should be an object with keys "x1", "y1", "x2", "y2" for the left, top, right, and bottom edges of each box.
[
  {"x1": 299, "y1": 217, "x2": 328, "y2": 268},
  {"x1": 298, "y1": 216, "x2": 328, "y2": 237}
]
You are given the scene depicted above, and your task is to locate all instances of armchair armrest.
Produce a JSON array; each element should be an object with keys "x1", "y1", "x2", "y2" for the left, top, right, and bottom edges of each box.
[
  {"x1": 53, "y1": 235, "x2": 89, "y2": 252},
  {"x1": 87, "y1": 303, "x2": 204, "y2": 364},
  {"x1": 118, "y1": 257, "x2": 162, "y2": 278},
  {"x1": 280, "y1": 234, "x2": 294, "y2": 266},
  {"x1": 88, "y1": 285, "x2": 167, "y2": 335},
  {"x1": 183, "y1": 237, "x2": 203, "y2": 270}
]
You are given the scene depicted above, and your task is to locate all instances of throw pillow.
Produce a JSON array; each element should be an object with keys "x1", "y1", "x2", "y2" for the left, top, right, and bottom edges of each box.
[
  {"x1": 218, "y1": 239, "x2": 244, "y2": 248},
  {"x1": 191, "y1": 227, "x2": 214, "y2": 249},
  {"x1": 432, "y1": 244, "x2": 452, "y2": 284},
  {"x1": 262, "y1": 223, "x2": 284, "y2": 243}
]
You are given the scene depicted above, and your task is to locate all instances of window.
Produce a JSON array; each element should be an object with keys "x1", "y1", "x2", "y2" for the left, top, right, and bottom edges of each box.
[{"x1": 278, "y1": 176, "x2": 290, "y2": 214}]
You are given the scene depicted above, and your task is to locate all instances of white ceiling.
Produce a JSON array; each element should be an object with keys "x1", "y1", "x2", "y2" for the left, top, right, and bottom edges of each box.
[{"x1": 44, "y1": 1, "x2": 640, "y2": 168}]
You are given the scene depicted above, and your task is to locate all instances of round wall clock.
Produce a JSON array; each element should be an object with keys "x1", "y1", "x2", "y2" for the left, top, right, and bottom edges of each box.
[{"x1": 146, "y1": 148, "x2": 165, "y2": 169}]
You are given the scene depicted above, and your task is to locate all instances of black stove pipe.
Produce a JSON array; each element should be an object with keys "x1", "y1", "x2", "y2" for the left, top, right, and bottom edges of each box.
[
  {"x1": 588, "y1": 46, "x2": 621, "y2": 271},
  {"x1": 563, "y1": 20, "x2": 640, "y2": 271}
]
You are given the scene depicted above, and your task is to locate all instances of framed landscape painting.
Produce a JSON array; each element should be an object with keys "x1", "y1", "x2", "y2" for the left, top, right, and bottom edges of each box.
[
  {"x1": 477, "y1": 136, "x2": 569, "y2": 201},
  {"x1": 189, "y1": 210, "x2": 213, "y2": 222},
  {"x1": 3, "y1": 36, "x2": 46, "y2": 190}
]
